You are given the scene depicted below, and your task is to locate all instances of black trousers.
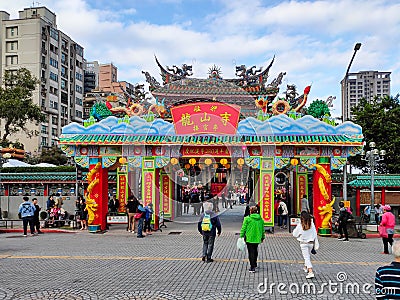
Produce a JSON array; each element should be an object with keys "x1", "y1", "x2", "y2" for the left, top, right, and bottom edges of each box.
[
  {"x1": 338, "y1": 221, "x2": 348, "y2": 239},
  {"x1": 33, "y1": 216, "x2": 40, "y2": 232},
  {"x1": 22, "y1": 216, "x2": 35, "y2": 235},
  {"x1": 246, "y1": 242, "x2": 259, "y2": 269},
  {"x1": 383, "y1": 234, "x2": 394, "y2": 254}
]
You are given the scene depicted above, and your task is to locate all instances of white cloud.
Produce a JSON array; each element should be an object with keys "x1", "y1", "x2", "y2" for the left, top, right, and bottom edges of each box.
[{"x1": 1, "y1": 0, "x2": 399, "y2": 113}]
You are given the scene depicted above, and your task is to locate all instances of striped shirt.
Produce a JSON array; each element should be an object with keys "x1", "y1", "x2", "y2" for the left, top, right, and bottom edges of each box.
[{"x1": 375, "y1": 261, "x2": 400, "y2": 299}]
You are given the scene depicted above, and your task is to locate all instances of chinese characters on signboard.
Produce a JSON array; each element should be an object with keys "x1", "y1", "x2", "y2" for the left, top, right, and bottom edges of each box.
[
  {"x1": 162, "y1": 175, "x2": 171, "y2": 216},
  {"x1": 144, "y1": 172, "x2": 154, "y2": 206},
  {"x1": 117, "y1": 174, "x2": 127, "y2": 212},
  {"x1": 261, "y1": 173, "x2": 273, "y2": 225},
  {"x1": 181, "y1": 146, "x2": 230, "y2": 157},
  {"x1": 171, "y1": 102, "x2": 241, "y2": 135}
]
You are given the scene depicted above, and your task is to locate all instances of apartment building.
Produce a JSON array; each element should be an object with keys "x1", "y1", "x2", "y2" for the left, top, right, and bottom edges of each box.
[
  {"x1": 0, "y1": 6, "x2": 84, "y2": 154},
  {"x1": 341, "y1": 71, "x2": 391, "y2": 120}
]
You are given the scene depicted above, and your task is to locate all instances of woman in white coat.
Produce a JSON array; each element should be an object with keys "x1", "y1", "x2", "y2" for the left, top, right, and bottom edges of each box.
[{"x1": 293, "y1": 211, "x2": 319, "y2": 279}]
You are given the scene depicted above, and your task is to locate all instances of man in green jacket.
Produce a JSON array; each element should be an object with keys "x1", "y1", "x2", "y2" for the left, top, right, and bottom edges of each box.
[{"x1": 240, "y1": 206, "x2": 265, "y2": 273}]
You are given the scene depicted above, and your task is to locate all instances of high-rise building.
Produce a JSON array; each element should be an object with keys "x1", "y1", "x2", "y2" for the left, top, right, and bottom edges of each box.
[
  {"x1": 83, "y1": 62, "x2": 136, "y2": 119},
  {"x1": 0, "y1": 6, "x2": 84, "y2": 153},
  {"x1": 341, "y1": 70, "x2": 391, "y2": 120}
]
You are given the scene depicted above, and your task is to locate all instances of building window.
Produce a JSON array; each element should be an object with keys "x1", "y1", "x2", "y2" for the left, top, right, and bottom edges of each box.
[
  {"x1": 7, "y1": 26, "x2": 18, "y2": 38},
  {"x1": 61, "y1": 79, "x2": 67, "y2": 91},
  {"x1": 41, "y1": 125, "x2": 48, "y2": 134},
  {"x1": 50, "y1": 27, "x2": 59, "y2": 41},
  {"x1": 50, "y1": 72, "x2": 58, "y2": 82},
  {"x1": 50, "y1": 58, "x2": 59, "y2": 69},
  {"x1": 51, "y1": 128, "x2": 58, "y2": 136},
  {"x1": 41, "y1": 137, "x2": 48, "y2": 146},
  {"x1": 75, "y1": 97, "x2": 82, "y2": 106},
  {"x1": 6, "y1": 55, "x2": 18, "y2": 65},
  {"x1": 52, "y1": 116, "x2": 58, "y2": 125},
  {"x1": 75, "y1": 72, "x2": 83, "y2": 81},
  {"x1": 76, "y1": 45, "x2": 84, "y2": 57},
  {"x1": 75, "y1": 110, "x2": 83, "y2": 118},
  {"x1": 75, "y1": 85, "x2": 83, "y2": 94}
]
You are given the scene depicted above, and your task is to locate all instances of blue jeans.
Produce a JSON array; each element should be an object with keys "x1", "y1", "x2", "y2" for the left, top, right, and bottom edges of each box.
[
  {"x1": 202, "y1": 234, "x2": 215, "y2": 260},
  {"x1": 137, "y1": 218, "x2": 144, "y2": 237}
]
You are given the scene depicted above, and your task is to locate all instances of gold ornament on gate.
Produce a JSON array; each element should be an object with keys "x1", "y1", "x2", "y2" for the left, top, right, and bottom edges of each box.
[
  {"x1": 189, "y1": 158, "x2": 196, "y2": 166},
  {"x1": 170, "y1": 157, "x2": 179, "y2": 165}
]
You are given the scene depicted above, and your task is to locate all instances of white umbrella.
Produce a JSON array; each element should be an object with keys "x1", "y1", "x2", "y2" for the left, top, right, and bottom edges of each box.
[
  {"x1": 34, "y1": 162, "x2": 57, "y2": 167},
  {"x1": 2, "y1": 159, "x2": 31, "y2": 167}
]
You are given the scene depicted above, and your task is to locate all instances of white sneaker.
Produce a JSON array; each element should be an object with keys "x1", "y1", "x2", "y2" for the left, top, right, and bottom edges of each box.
[
  {"x1": 337, "y1": 238, "x2": 345, "y2": 241},
  {"x1": 306, "y1": 272, "x2": 315, "y2": 279}
]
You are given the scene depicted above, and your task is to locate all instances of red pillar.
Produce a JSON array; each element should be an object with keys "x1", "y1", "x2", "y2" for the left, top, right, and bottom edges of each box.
[
  {"x1": 356, "y1": 188, "x2": 361, "y2": 216},
  {"x1": 312, "y1": 158, "x2": 332, "y2": 235},
  {"x1": 381, "y1": 188, "x2": 385, "y2": 205},
  {"x1": 87, "y1": 162, "x2": 109, "y2": 231}
]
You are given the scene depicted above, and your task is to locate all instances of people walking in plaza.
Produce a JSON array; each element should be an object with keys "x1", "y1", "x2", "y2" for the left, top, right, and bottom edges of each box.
[
  {"x1": 221, "y1": 192, "x2": 228, "y2": 209},
  {"x1": 336, "y1": 201, "x2": 349, "y2": 242},
  {"x1": 78, "y1": 196, "x2": 88, "y2": 230},
  {"x1": 293, "y1": 211, "x2": 319, "y2": 279},
  {"x1": 144, "y1": 203, "x2": 153, "y2": 235},
  {"x1": 379, "y1": 205, "x2": 396, "y2": 254},
  {"x1": 301, "y1": 194, "x2": 310, "y2": 213},
  {"x1": 375, "y1": 240, "x2": 400, "y2": 299},
  {"x1": 183, "y1": 191, "x2": 190, "y2": 214},
  {"x1": 32, "y1": 198, "x2": 43, "y2": 234},
  {"x1": 198, "y1": 202, "x2": 222, "y2": 263},
  {"x1": 18, "y1": 196, "x2": 36, "y2": 237},
  {"x1": 126, "y1": 195, "x2": 139, "y2": 233},
  {"x1": 240, "y1": 205, "x2": 265, "y2": 273},
  {"x1": 278, "y1": 199, "x2": 288, "y2": 229},
  {"x1": 136, "y1": 201, "x2": 146, "y2": 238}
]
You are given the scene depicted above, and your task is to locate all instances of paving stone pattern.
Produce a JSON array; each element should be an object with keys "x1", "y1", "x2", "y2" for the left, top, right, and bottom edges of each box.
[{"x1": 0, "y1": 204, "x2": 395, "y2": 299}]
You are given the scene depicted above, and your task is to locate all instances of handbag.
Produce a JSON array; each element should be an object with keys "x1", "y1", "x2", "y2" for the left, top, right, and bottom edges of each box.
[
  {"x1": 311, "y1": 246, "x2": 317, "y2": 255},
  {"x1": 133, "y1": 212, "x2": 142, "y2": 219},
  {"x1": 378, "y1": 225, "x2": 388, "y2": 238},
  {"x1": 236, "y1": 237, "x2": 246, "y2": 252}
]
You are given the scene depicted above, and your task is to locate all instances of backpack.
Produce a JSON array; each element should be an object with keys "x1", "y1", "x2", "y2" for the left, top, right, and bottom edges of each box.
[
  {"x1": 278, "y1": 205, "x2": 283, "y2": 215},
  {"x1": 201, "y1": 213, "x2": 213, "y2": 231}
]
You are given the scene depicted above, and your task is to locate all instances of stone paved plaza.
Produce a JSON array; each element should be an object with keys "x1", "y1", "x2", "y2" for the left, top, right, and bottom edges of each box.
[{"x1": 0, "y1": 204, "x2": 395, "y2": 299}]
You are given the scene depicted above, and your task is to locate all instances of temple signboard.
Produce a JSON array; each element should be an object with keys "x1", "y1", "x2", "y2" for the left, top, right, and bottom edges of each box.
[{"x1": 171, "y1": 102, "x2": 241, "y2": 135}]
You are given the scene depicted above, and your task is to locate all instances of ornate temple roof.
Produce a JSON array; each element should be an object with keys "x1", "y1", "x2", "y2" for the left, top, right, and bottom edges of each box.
[{"x1": 143, "y1": 56, "x2": 282, "y2": 109}]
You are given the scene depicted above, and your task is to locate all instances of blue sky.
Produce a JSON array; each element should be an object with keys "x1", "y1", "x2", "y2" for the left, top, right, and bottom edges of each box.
[{"x1": 3, "y1": 0, "x2": 400, "y2": 118}]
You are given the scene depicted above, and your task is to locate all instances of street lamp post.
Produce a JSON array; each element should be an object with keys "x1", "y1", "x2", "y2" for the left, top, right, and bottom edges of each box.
[
  {"x1": 342, "y1": 42, "x2": 362, "y2": 202},
  {"x1": 361, "y1": 142, "x2": 385, "y2": 225}
]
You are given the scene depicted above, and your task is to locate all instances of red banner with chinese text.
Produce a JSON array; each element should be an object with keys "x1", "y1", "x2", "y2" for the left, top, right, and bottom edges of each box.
[
  {"x1": 260, "y1": 173, "x2": 274, "y2": 226},
  {"x1": 117, "y1": 173, "x2": 128, "y2": 213},
  {"x1": 181, "y1": 146, "x2": 230, "y2": 157},
  {"x1": 143, "y1": 171, "x2": 155, "y2": 207},
  {"x1": 161, "y1": 175, "x2": 172, "y2": 217},
  {"x1": 171, "y1": 102, "x2": 241, "y2": 135},
  {"x1": 296, "y1": 173, "x2": 308, "y2": 214}
]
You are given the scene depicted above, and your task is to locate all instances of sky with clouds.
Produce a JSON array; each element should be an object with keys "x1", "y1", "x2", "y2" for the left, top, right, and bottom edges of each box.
[{"x1": 2, "y1": 0, "x2": 400, "y2": 118}]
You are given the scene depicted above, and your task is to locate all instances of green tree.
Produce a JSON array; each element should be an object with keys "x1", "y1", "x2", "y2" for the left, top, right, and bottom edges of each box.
[
  {"x1": 305, "y1": 100, "x2": 331, "y2": 119},
  {"x1": 0, "y1": 68, "x2": 45, "y2": 142},
  {"x1": 349, "y1": 95, "x2": 400, "y2": 174},
  {"x1": 39, "y1": 147, "x2": 68, "y2": 166}
]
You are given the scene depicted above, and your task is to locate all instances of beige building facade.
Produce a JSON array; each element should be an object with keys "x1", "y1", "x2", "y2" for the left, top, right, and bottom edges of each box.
[
  {"x1": 0, "y1": 6, "x2": 84, "y2": 154},
  {"x1": 341, "y1": 70, "x2": 391, "y2": 121}
]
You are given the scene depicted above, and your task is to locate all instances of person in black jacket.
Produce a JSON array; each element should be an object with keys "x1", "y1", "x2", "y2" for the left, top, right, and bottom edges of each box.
[
  {"x1": 32, "y1": 198, "x2": 43, "y2": 234},
  {"x1": 126, "y1": 195, "x2": 139, "y2": 233},
  {"x1": 335, "y1": 201, "x2": 349, "y2": 242},
  {"x1": 197, "y1": 202, "x2": 222, "y2": 263}
]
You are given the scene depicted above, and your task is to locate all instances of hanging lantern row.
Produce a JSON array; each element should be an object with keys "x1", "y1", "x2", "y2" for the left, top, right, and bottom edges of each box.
[
  {"x1": 170, "y1": 157, "x2": 179, "y2": 165},
  {"x1": 189, "y1": 158, "x2": 197, "y2": 166}
]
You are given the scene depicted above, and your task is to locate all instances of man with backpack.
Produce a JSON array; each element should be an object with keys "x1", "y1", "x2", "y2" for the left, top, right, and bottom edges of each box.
[{"x1": 197, "y1": 202, "x2": 222, "y2": 263}]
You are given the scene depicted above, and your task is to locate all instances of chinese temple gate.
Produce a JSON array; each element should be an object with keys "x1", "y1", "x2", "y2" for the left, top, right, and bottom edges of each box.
[{"x1": 59, "y1": 57, "x2": 363, "y2": 235}]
